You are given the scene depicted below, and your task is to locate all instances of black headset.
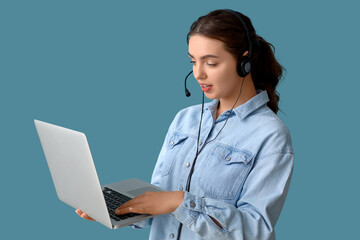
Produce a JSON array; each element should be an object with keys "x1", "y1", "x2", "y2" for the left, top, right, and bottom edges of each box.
[
  {"x1": 184, "y1": 9, "x2": 254, "y2": 97},
  {"x1": 226, "y1": 9, "x2": 253, "y2": 78}
]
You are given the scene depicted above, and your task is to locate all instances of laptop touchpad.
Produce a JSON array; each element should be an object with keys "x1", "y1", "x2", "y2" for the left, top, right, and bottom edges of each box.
[{"x1": 128, "y1": 186, "x2": 162, "y2": 196}]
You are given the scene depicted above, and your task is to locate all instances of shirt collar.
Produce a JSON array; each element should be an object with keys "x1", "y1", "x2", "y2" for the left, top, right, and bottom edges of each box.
[{"x1": 205, "y1": 89, "x2": 269, "y2": 120}]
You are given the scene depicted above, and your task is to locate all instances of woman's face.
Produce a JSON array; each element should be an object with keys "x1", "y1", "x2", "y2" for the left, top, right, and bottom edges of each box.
[{"x1": 188, "y1": 35, "x2": 243, "y2": 101}]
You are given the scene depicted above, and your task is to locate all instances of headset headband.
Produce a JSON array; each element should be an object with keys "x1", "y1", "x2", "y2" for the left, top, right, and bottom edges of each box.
[{"x1": 223, "y1": 9, "x2": 253, "y2": 58}]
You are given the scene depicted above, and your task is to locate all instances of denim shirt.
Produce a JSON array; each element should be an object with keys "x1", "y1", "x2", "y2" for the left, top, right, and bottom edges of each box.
[{"x1": 133, "y1": 89, "x2": 294, "y2": 240}]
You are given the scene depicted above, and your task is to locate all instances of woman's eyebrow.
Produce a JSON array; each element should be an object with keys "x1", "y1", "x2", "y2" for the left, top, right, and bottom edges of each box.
[{"x1": 188, "y1": 52, "x2": 219, "y2": 59}]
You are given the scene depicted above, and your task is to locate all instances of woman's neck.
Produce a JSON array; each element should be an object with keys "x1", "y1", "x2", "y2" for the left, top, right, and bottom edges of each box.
[{"x1": 216, "y1": 77, "x2": 257, "y2": 119}]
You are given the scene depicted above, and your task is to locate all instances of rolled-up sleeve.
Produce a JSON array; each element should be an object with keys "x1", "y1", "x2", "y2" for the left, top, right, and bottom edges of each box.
[{"x1": 171, "y1": 152, "x2": 294, "y2": 240}]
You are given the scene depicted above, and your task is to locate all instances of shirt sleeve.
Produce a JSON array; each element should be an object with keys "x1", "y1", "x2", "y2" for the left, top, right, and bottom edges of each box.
[
  {"x1": 170, "y1": 152, "x2": 294, "y2": 240},
  {"x1": 130, "y1": 218, "x2": 153, "y2": 229}
]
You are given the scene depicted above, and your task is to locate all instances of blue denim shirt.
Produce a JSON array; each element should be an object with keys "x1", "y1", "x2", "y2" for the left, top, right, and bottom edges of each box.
[{"x1": 133, "y1": 89, "x2": 294, "y2": 240}]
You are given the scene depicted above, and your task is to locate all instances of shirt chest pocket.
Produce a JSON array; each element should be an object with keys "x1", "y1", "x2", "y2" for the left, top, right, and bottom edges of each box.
[
  {"x1": 161, "y1": 134, "x2": 189, "y2": 177},
  {"x1": 199, "y1": 144, "x2": 254, "y2": 200}
]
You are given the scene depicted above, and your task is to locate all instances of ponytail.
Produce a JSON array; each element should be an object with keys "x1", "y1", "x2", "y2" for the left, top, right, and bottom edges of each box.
[{"x1": 251, "y1": 35, "x2": 285, "y2": 114}]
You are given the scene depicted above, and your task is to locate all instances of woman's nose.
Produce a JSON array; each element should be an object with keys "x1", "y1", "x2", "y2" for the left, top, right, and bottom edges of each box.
[{"x1": 193, "y1": 65, "x2": 206, "y2": 80}]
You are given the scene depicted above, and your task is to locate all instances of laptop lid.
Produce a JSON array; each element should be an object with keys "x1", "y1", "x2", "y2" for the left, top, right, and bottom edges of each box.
[{"x1": 34, "y1": 119, "x2": 112, "y2": 228}]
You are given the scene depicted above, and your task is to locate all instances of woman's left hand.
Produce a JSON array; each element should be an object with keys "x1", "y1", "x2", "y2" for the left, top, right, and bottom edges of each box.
[{"x1": 115, "y1": 191, "x2": 184, "y2": 216}]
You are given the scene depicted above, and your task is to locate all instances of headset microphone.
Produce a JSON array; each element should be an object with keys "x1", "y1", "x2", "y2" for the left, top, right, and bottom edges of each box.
[{"x1": 184, "y1": 70, "x2": 193, "y2": 97}]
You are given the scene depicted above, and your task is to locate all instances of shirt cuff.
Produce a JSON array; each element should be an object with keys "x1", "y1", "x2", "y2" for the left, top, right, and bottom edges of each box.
[
  {"x1": 129, "y1": 218, "x2": 152, "y2": 229},
  {"x1": 171, "y1": 191, "x2": 203, "y2": 225}
]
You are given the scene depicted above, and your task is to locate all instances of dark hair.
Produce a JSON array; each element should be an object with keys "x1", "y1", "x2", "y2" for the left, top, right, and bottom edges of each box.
[{"x1": 187, "y1": 9, "x2": 286, "y2": 114}]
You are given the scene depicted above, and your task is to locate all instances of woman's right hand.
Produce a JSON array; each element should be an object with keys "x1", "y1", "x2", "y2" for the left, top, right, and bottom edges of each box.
[{"x1": 75, "y1": 209, "x2": 96, "y2": 221}]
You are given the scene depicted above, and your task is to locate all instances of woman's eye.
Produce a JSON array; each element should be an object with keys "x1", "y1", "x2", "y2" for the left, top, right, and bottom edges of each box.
[
  {"x1": 206, "y1": 63, "x2": 217, "y2": 67},
  {"x1": 189, "y1": 60, "x2": 216, "y2": 67}
]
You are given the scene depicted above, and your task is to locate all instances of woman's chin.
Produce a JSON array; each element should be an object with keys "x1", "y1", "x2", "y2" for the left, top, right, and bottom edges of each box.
[{"x1": 204, "y1": 92, "x2": 218, "y2": 100}]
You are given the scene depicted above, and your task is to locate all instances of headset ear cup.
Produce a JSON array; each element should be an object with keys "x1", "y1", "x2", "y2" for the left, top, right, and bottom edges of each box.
[
  {"x1": 242, "y1": 57, "x2": 251, "y2": 75},
  {"x1": 237, "y1": 56, "x2": 251, "y2": 77},
  {"x1": 236, "y1": 56, "x2": 245, "y2": 77}
]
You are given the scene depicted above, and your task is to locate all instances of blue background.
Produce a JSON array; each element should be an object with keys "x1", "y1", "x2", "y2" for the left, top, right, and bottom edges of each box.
[{"x1": 1, "y1": 0, "x2": 359, "y2": 239}]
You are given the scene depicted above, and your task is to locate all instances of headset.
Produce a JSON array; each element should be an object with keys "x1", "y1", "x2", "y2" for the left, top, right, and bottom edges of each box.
[
  {"x1": 178, "y1": 10, "x2": 255, "y2": 240},
  {"x1": 184, "y1": 9, "x2": 254, "y2": 97},
  {"x1": 227, "y1": 9, "x2": 253, "y2": 78}
]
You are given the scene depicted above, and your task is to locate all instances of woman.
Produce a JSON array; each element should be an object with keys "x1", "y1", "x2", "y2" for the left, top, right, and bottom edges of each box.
[{"x1": 77, "y1": 9, "x2": 294, "y2": 240}]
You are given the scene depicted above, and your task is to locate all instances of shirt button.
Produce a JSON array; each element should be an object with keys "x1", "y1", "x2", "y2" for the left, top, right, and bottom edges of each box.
[
  {"x1": 198, "y1": 141, "x2": 202, "y2": 146},
  {"x1": 185, "y1": 162, "x2": 190, "y2": 168},
  {"x1": 179, "y1": 186, "x2": 183, "y2": 191},
  {"x1": 170, "y1": 141, "x2": 174, "y2": 145},
  {"x1": 170, "y1": 233, "x2": 175, "y2": 238},
  {"x1": 190, "y1": 201, "x2": 196, "y2": 208},
  {"x1": 226, "y1": 111, "x2": 231, "y2": 115},
  {"x1": 225, "y1": 156, "x2": 231, "y2": 161}
]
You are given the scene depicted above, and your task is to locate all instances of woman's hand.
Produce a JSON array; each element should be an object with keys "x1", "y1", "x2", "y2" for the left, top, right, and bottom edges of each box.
[
  {"x1": 75, "y1": 209, "x2": 96, "y2": 221},
  {"x1": 115, "y1": 191, "x2": 184, "y2": 216}
]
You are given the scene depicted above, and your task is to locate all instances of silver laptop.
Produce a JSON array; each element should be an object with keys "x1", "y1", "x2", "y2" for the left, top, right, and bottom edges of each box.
[{"x1": 34, "y1": 119, "x2": 163, "y2": 229}]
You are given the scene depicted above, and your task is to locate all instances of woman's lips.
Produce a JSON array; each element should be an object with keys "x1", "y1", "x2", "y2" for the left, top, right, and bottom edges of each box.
[{"x1": 201, "y1": 85, "x2": 213, "y2": 92}]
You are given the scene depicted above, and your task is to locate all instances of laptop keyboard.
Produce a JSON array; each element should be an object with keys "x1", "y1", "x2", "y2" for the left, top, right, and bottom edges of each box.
[{"x1": 103, "y1": 187, "x2": 141, "y2": 221}]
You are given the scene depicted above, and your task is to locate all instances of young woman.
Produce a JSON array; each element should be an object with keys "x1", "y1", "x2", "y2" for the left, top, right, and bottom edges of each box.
[{"x1": 77, "y1": 9, "x2": 294, "y2": 240}]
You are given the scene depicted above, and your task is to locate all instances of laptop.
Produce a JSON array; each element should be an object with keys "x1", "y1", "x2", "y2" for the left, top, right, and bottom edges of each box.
[{"x1": 34, "y1": 119, "x2": 163, "y2": 229}]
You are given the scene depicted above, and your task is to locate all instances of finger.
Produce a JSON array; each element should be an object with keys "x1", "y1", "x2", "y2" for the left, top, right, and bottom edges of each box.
[
  {"x1": 81, "y1": 212, "x2": 96, "y2": 221},
  {"x1": 126, "y1": 206, "x2": 147, "y2": 214},
  {"x1": 116, "y1": 204, "x2": 149, "y2": 215},
  {"x1": 114, "y1": 194, "x2": 150, "y2": 214},
  {"x1": 117, "y1": 194, "x2": 148, "y2": 210},
  {"x1": 75, "y1": 209, "x2": 83, "y2": 216},
  {"x1": 115, "y1": 206, "x2": 133, "y2": 215},
  {"x1": 116, "y1": 200, "x2": 143, "y2": 214},
  {"x1": 115, "y1": 199, "x2": 137, "y2": 211}
]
